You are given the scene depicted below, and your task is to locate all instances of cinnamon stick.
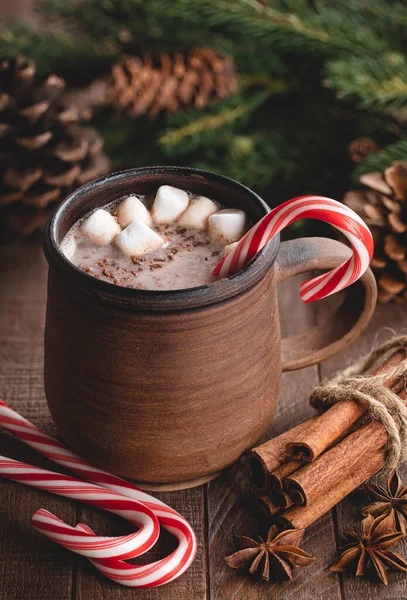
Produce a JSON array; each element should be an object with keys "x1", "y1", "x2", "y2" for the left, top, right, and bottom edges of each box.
[
  {"x1": 269, "y1": 459, "x2": 304, "y2": 491},
  {"x1": 257, "y1": 491, "x2": 294, "y2": 519},
  {"x1": 286, "y1": 349, "x2": 406, "y2": 462},
  {"x1": 257, "y1": 495, "x2": 283, "y2": 519},
  {"x1": 247, "y1": 418, "x2": 316, "y2": 491},
  {"x1": 284, "y1": 419, "x2": 388, "y2": 507},
  {"x1": 277, "y1": 449, "x2": 386, "y2": 530}
]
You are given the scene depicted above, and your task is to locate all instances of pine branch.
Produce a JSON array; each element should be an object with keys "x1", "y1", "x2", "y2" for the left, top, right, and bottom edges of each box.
[
  {"x1": 0, "y1": 25, "x2": 117, "y2": 82},
  {"x1": 319, "y1": 0, "x2": 407, "y2": 44},
  {"x1": 239, "y1": 74, "x2": 289, "y2": 93},
  {"x1": 92, "y1": 110, "x2": 167, "y2": 169},
  {"x1": 194, "y1": 134, "x2": 289, "y2": 192},
  {"x1": 353, "y1": 140, "x2": 407, "y2": 180},
  {"x1": 5, "y1": 0, "x2": 404, "y2": 203},
  {"x1": 159, "y1": 90, "x2": 272, "y2": 154},
  {"x1": 40, "y1": 0, "x2": 388, "y2": 60},
  {"x1": 163, "y1": 90, "x2": 357, "y2": 198},
  {"x1": 325, "y1": 53, "x2": 407, "y2": 114}
]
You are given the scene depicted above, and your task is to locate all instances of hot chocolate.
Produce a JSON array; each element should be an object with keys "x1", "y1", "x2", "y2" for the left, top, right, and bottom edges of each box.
[{"x1": 60, "y1": 186, "x2": 247, "y2": 291}]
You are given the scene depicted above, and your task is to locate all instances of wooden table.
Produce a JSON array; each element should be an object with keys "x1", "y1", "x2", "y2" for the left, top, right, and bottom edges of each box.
[{"x1": 1, "y1": 238, "x2": 406, "y2": 600}]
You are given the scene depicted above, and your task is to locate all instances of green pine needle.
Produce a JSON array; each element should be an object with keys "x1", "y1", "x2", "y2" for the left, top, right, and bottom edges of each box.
[
  {"x1": 159, "y1": 91, "x2": 271, "y2": 154},
  {"x1": 0, "y1": 24, "x2": 118, "y2": 82},
  {"x1": 40, "y1": 0, "x2": 388, "y2": 58},
  {"x1": 353, "y1": 140, "x2": 407, "y2": 181},
  {"x1": 325, "y1": 53, "x2": 407, "y2": 114}
]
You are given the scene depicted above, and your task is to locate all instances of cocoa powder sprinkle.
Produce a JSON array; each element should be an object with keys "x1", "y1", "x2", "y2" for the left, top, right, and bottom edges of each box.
[{"x1": 61, "y1": 196, "x2": 227, "y2": 290}]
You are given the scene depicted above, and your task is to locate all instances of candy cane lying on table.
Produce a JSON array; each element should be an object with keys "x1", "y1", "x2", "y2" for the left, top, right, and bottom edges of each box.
[
  {"x1": 212, "y1": 196, "x2": 374, "y2": 304},
  {"x1": 0, "y1": 400, "x2": 197, "y2": 588},
  {"x1": 0, "y1": 456, "x2": 159, "y2": 559}
]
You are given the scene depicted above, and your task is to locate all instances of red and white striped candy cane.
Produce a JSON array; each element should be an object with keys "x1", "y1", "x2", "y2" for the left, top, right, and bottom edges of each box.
[
  {"x1": 0, "y1": 399, "x2": 197, "y2": 588},
  {"x1": 0, "y1": 456, "x2": 159, "y2": 560},
  {"x1": 73, "y1": 521, "x2": 194, "y2": 587},
  {"x1": 212, "y1": 196, "x2": 374, "y2": 304}
]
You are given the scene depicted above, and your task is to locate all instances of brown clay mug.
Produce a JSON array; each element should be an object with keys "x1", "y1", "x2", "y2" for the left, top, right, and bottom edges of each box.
[{"x1": 43, "y1": 167, "x2": 377, "y2": 490}]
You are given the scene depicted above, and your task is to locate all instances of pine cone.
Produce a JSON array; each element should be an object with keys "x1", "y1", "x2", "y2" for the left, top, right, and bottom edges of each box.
[
  {"x1": 0, "y1": 56, "x2": 111, "y2": 236},
  {"x1": 108, "y1": 48, "x2": 239, "y2": 120},
  {"x1": 344, "y1": 161, "x2": 407, "y2": 303},
  {"x1": 348, "y1": 137, "x2": 380, "y2": 163}
]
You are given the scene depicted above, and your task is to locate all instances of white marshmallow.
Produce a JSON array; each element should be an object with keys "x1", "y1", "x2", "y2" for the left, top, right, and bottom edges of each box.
[
  {"x1": 151, "y1": 185, "x2": 189, "y2": 224},
  {"x1": 115, "y1": 219, "x2": 164, "y2": 256},
  {"x1": 178, "y1": 196, "x2": 218, "y2": 231},
  {"x1": 116, "y1": 195, "x2": 152, "y2": 228},
  {"x1": 208, "y1": 209, "x2": 247, "y2": 243},
  {"x1": 81, "y1": 209, "x2": 121, "y2": 246},
  {"x1": 222, "y1": 240, "x2": 239, "y2": 257}
]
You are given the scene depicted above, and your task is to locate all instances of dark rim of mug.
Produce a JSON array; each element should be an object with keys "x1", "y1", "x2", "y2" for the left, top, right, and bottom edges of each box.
[{"x1": 44, "y1": 166, "x2": 280, "y2": 311}]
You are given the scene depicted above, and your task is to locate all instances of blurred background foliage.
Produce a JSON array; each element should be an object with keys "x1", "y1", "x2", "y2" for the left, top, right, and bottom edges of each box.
[{"x1": 1, "y1": 0, "x2": 407, "y2": 208}]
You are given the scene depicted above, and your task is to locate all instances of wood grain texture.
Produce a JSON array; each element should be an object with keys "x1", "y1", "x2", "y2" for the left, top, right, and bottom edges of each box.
[{"x1": 75, "y1": 488, "x2": 207, "y2": 600}]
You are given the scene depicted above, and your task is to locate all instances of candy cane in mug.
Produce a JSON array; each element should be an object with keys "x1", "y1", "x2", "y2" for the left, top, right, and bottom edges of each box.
[
  {"x1": 213, "y1": 196, "x2": 374, "y2": 303},
  {"x1": 0, "y1": 399, "x2": 197, "y2": 588}
]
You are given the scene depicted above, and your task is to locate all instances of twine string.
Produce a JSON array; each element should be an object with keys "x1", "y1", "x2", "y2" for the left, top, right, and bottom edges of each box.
[{"x1": 309, "y1": 335, "x2": 407, "y2": 473}]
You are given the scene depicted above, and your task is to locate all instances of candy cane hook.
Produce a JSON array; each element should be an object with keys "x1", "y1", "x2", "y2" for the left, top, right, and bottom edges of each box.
[
  {"x1": 213, "y1": 196, "x2": 374, "y2": 303},
  {"x1": 0, "y1": 456, "x2": 159, "y2": 560}
]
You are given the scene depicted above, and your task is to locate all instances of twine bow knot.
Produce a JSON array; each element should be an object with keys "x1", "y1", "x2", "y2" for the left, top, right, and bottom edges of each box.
[{"x1": 309, "y1": 335, "x2": 407, "y2": 473}]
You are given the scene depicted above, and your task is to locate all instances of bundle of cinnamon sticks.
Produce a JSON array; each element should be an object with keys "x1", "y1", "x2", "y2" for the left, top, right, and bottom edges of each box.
[{"x1": 248, "y1": 349, "x2": 407, "y2": 530}]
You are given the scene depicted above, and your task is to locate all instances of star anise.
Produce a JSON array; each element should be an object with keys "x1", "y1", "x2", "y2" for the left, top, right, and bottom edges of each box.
[
  {"x1": 330, "y1": 512, "x2": 407, "y2": 585},
  {"x1": 363, "y1": 471, "x2": 407, "y2": 534},
  {"x1": 225, "y1": 525, "x2": 315, "y2": 581}
]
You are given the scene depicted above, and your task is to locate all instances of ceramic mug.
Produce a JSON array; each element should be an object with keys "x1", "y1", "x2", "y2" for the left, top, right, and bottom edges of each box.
[{"x1": 43, "y1": 167, "x2": 377, "y2": 490}]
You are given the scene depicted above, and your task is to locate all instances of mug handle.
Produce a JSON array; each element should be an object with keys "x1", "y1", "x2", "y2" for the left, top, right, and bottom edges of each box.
[{"x1": 275, "y1": 237, "x2": 377, "y2": 372}]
